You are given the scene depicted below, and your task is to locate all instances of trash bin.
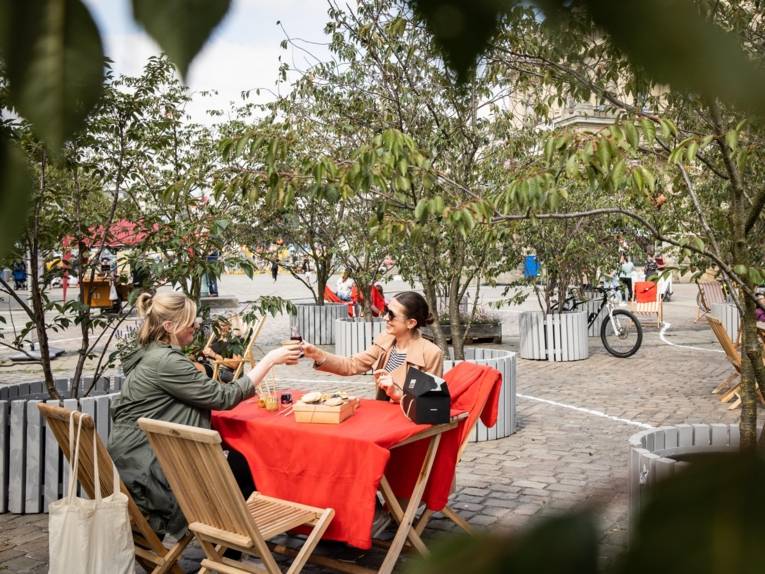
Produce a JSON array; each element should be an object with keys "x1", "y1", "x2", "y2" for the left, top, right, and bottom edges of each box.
[{"x1": 523, "y1": 255, "x2": 540, "y2": 279}]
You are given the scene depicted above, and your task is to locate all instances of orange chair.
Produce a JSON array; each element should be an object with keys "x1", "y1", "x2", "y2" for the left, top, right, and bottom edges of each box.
[{"x1": 630, "y1": 281, "x2": 663, "y2": 328}]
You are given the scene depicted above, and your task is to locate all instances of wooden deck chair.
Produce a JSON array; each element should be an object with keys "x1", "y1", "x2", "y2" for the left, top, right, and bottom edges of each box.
[
  {"x1": 630, "y1": 281, "x2": 663, "y2": 328},
  {"x1": 696, "y1": 281, "x2": 727, "y2": 322},
  {"x1": 707, "y1": 317, "x2": 765, "y2": 409},
  {"x1": 37, "y1": 404, "x2": 192, "y2": 574},
  {"x1": 137, "y1": 417, "x2": 334, "y2": 574},
  {"x1": 209, "y1": 316, "x2": 267, "y2": 382}
]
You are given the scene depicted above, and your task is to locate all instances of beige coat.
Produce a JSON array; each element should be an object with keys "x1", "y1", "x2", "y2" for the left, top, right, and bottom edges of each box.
[{"x1": 316, "y1": 332, "x2": 443, "y2": 399}]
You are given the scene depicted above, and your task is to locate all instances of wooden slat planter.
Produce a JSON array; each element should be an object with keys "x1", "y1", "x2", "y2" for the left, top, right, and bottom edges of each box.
[
  {"x1": 0, "y1": 376, "x2": 123, "y2": 514},
  {"x1": 444, "y1": 348, "x2": 517, "y2": 441},
  {"x1": 628, "y1": 423, "x2": 749, "y2": 526},
  {"x1": 334, "y1": 318, "x2": 386, "y2": 357},
  {"x1": 519, "y1": 310, "x2": 589, "y2": 362},
  {"x1": 711, "y1": 303, "x2": 740, "y2": 343},
  {"x1": 290, "y1": 303, "x2": 348, "y2": 346},
  {"x1": 582, "y1": 293, "x2": 608, "y2": 337}
]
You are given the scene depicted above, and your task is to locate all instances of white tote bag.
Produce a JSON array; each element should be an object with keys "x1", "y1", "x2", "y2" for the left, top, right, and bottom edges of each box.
[{"x1": 48, "y1": 412, "x2": 135, "y2": 574}]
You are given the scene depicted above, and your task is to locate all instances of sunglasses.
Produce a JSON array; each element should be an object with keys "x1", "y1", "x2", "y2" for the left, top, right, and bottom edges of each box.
[{"x1": 383, "y1": 306, "x2": 403, "y2": 321}]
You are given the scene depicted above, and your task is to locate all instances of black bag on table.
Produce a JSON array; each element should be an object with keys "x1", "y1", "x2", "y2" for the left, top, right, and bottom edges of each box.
[{"x1": 400, "y1": 367, "x2": 451, "y2": 424}]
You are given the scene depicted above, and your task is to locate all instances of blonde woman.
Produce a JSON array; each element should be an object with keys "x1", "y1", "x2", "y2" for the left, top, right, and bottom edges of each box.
[{"x1": 108, "y1": 292, "x2": 299, "y2": 539}]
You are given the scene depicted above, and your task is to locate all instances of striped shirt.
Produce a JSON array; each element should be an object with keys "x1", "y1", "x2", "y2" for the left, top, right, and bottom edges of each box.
[{"x1": 384, "y1": 345, "x2": 407, "y2": 373}]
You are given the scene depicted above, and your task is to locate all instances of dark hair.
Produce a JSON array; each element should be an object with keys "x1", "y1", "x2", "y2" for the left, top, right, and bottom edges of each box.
[{"x1": 393, "y1": 291, "x2": 434, "y2": 329}]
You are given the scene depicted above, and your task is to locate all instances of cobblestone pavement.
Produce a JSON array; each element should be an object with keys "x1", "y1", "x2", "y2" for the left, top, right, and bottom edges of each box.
[{"x1": 0, "y1": 282, "x2": 748, "y2": 572}]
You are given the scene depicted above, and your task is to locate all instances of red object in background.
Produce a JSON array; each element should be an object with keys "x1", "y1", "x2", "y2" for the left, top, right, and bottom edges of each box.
[
  {"x1": 61, "y1": 219, "x2": 159, "y2": 249},
  {"x1": 211, "y1": 362, "x2": 502, "y2": 549},
  {"x1": 634, "y1": 281, "x2": 658, "y2": 303}
]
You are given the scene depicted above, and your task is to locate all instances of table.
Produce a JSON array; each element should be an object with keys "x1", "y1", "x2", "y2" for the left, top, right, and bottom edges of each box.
[{"x1": 212, "y1": 396, "x2": 464, "y2": 574}]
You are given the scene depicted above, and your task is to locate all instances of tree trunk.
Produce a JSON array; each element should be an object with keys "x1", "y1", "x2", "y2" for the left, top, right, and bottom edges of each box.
[
  {"x1": 448, "y1": 274, "x2": 465, "y2": 360},
  {"x1": 739, "y1": 290, "x2": 760, "y2": 449},
  {"x1": 316, "y1": 260, "x2": 329, "y2": 306},
  {"x1": 422, "y1": 276, "x2": 448, "y2": 355},
  {"x1": 28, "y1": 234, "x2": 58, "y2": 399}
]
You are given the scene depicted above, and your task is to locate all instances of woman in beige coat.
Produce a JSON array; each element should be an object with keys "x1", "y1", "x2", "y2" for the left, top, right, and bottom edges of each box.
[{"x1": 303, "y1": 291, "x2": 443, "y2": 401}]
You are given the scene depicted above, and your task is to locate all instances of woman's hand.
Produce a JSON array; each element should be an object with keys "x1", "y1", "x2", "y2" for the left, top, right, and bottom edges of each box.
[
  {"x1": 202, "y1": 347, "x2": 216, "y2": 359},
  {"x1": 374, "y1": 369, "x2": 402, "y2": 402},
  {"x1": 301, "y1": 341, "x2": 322, "y2": 361},
  {"x1": 265, "y1": 346, "x2": 301, "y2": 366}
]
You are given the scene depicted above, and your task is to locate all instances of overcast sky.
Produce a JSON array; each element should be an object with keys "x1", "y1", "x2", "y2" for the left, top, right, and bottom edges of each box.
[{"x1": 83, "y1": 0, "x2": 337, "y2": 122}]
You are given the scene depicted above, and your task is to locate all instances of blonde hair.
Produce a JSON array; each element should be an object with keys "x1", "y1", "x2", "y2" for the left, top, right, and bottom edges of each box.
[{"x1": 136, "y1": 292, "x2": 197, "y2": 346}]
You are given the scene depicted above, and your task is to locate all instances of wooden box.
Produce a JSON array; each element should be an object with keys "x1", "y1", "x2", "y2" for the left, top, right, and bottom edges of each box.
[{"x1": 293, "y1": 398, "x2": 360, "y2": 424}]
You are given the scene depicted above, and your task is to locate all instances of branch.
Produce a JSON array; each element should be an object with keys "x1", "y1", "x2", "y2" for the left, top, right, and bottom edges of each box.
[
  {"x1": 677, "y1": 163, "x2": 723, "y2": 258},
  {"x1": 0, "y1": 277, "x2": 35, "y2": 317},
  {"x1": 744, "y1": 187, "x2": 765, "y2": 235}
]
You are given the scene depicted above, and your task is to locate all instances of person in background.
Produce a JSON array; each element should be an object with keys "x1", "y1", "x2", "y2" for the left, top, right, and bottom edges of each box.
[
  {"x1": 108, "y1": 292, "x2": 299, "y2": 539},
  {"x1": 619, "y1": 253, "x2": 635, "y2": 301},
  {"x1": 336, "y1": 269, "x2": 355, "y2": 302},
  {"x1": 644, "y1": 247, "x2": 658, "y2": 280},
  {"x1": 756, "y1": 293, "x2": 765, "y2": 322},
  {"x1": 271, "y1": 260, "x2": 279, "y2": 282}
]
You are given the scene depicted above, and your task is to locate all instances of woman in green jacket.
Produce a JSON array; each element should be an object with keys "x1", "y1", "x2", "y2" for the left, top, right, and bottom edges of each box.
[{"x1": 108, "y1": 292, "x2": 299, "y2": 539}]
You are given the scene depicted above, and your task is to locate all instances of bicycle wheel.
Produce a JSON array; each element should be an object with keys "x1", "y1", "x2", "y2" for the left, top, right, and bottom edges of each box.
[{"x1": 600, "y1": 309, "x2": 643, "y2": 358}]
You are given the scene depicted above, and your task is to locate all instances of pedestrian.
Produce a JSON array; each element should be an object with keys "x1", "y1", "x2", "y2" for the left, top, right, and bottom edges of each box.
[
  {"x1": 619, "y1": 253, "x2": 634, "y2": 301},
  {"x1": 271, "y1": 260, "x2": 279, "y2": 282},
  {"x1": 336, "y1": 269, "x2": 354, "y2": 302},
  {"x1": 206, "y1": 251, "x2": 219, "y2": 297}
]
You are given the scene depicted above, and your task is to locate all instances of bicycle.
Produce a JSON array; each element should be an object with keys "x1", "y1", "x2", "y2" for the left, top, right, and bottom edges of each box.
[{"x1": 550, "y1": 285, "x2": 643, "y2": 358}]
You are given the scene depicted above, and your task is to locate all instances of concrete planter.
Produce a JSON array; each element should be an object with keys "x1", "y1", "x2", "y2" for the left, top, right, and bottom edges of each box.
[
  {"x1": 519, "y1": 310, "x2": 589, "y2": 362},
  {"x1": 711, "y1": 303, "x2": 739, "y2": 343},
  {"x1": 290, "y1": 303, "x2": 348, "y2": 345},
  {"x1": 444, "y1": 348, "x2": 517, "y2": 441},
  {"x1": 334, "y1": 318, "x2": 386, "y2": 357},
  {"x1": 0, "y1": 376, "x2": 124, "y2": 514},
  {"x1": 628, "y1": 424, "x2": 746, "y2": 522}
]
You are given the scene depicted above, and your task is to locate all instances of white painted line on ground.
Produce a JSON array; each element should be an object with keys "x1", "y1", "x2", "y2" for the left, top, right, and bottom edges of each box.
[
  {"x1": 517, "y1": 393, "x2": 654, "y2": 429},
  {"x1": 659, "y1": 321, "x2": 723, "y2": 353}
]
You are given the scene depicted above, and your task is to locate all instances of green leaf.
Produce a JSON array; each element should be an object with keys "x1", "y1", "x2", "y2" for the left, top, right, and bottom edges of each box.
[
  {"x1": 410, "y1": 508, "x2": 598, "y2": 574},
  {"x1": 624, "y1": 122, "x2": 639, "y2": 149},
  {"x1": 408, "y1": 0, "x2": 515, "y2": 83},
  {"x1": 132, "y1": 0, "x2": 231, "y2": 80},
  {"x1": 0, "y1": 0, "x2": 105, "y2": 151},
  {"x1": 733, "y1": 264, "x2": 748, "y2": 276},
  {"x1": 578, "y1": 0, "x2": 765, "y2": 116},
  {"x1": 0, "y1": 136, "x2": 34, "y2": 258},
  {"x1": 686, "y1": 141, "x2": 699, "y2": 163}
]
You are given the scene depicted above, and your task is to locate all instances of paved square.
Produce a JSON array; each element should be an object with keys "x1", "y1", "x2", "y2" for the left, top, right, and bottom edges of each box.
[{"x1": 0, "y1": 279, "x2": 745, "y2": 572}]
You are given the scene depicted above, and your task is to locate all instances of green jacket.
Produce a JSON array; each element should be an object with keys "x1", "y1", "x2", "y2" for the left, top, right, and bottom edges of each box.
[{"x1": 107, "y1": 341, "x2": 254, "y2": 538}]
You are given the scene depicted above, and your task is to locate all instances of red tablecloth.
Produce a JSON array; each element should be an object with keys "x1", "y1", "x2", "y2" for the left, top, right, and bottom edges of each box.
[
  {"x1": 211, "y1": 362, "x2": 502, "y2": 549},
  {"x1": 213, "y1": 397, "x2": 438, "y2": 548}
]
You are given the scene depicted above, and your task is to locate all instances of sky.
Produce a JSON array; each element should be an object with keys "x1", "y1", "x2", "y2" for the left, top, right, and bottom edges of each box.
[{"x1": 82, "y1": 0, "x2": 337, "y2": 123}]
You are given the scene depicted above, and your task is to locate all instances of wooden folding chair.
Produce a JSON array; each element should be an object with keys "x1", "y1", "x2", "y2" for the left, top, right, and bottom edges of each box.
[
  {"x1": 37, "y1": 404, "x2": 192, "y2": 574},
  {"x1": 411, "y1": 374, "x2": 501, "y2": 536},
  {"x1": 137, "y1": 417, "x2": 334, "y2": 574},
  {"x1": 696, "y1": 281, "x2": 726, "y2": 322},
  {"x1": 630, "y1": 281, "x2": 663, "y2": 328},
  {"x1": 707, "y1": 317, "x2": 765, "y2": 409},
  {"x1": 209, "y1": 316, "x2": 266, "y2": 382}
]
